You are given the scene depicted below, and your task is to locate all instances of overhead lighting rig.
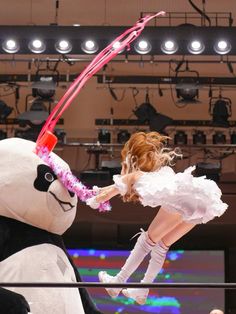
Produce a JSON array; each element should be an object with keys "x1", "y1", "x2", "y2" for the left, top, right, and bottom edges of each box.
[{"x1": 1, "y1": 24, "x2": 236, "y2": 55}]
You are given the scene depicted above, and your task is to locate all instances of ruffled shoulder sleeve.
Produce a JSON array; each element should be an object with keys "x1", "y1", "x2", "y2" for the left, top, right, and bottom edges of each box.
[
  {"x1": 133, "y1": 166, "x2": 177, "y2": 207},
  {"x1": 113, "y1": 174, "x2": 128, "y2": 196}
]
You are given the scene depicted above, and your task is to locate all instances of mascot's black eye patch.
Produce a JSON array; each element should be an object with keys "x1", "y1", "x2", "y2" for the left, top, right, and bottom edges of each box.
[{"x1": 34, "y1": 164, "x2": 57, "y2": 192}]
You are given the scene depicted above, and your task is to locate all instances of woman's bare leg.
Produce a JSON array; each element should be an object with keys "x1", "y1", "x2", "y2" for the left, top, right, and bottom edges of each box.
[
  {"x1": 147, "y1": 207, "x2": 183, "y2": 243},
  {"x1": 161, "y1": 221, "x2": 196, "y2": 246}
]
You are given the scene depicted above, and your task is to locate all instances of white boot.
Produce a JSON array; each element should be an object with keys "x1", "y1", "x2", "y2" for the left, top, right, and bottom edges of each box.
[
  {"x1": 98, "y1": 230, "x2": 155, "y2": 298},
  {"x1": 122, "y1": 239, "x2": 169, "y2": 304}
]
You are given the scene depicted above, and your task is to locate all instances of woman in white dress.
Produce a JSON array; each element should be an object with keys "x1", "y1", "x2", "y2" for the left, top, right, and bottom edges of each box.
[{"x1": 86, "y1": 131, "x2": 228, "y2": 305}]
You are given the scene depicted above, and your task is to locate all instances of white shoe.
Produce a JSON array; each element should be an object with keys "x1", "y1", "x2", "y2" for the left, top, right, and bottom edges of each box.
[
  {"x1": 98, "y1": 271, "x2": 123, "y2": 298},
  {"x1": 122, "y1": 288, "x2": 149, "y2": 305}
]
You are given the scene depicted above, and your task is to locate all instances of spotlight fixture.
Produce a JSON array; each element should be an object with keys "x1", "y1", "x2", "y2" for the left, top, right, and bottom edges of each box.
[
  {"x1": 161, "y1": 40, "x2": 178, "y2": 54},
  {"x1": 2, "y1": 39, "x2": 20, "y2": 53},
  {"x1": 32, "y1": 67, "x2": 59, "y2": 100},
  {"x1": 0, "y1": 100, "x2": 13, "y2": 120},
  {"x1": 54, "y1": 128, "x2": 67, "y2": 144},
  {"x1": 134, "y1": 39, "x2": 152, "y2": 54},
  {"x1": 174, "y1": 131, "x2": 188, "y2": 145},
  {"x1": 187, "y1": 40, "x2": 205, "y2": 54},
  {"x1": 134, "y1": 90, "x2": 172, "y2": 132},
  {"x1": 81, "y1": 39, "x2": 98, "y2": 54},
  {"x1": 192, "y1": 130, "x2": 206, "y2": 144},
  {"x1": 55, "y1": 39, "x2": 72, "y2": 54},
  {"x1": 28, "y1": 39, "x2": 46, "y2": 53},
  {"x1": 212, "y1": 131, "x2": 226, "y2": 144},
  {"x1": 214, "y1": 40, "x2": 231, "y2": 55},
  {"x1": 117, "y1": 129, "x2": 131, "y2": 144},
  {"x1": 17, "y1": 98, "x2": 49, "y2": 127},
  {"x1": 112, "y1": 41, "x2": 124, "y2": 53},
  {"x1": 209, "y1": 97, "x2": 232, "y2": 127},
  {"x1": 175, "y1": 63, "x2": 200, "y2": 103},
  {"x1": 32, "y1": 76, "x2": 56, "y2": 99},
  {"x1": 98, "y1": 129, "x2": 111, "y2": 143},
  {"x1": 133, "y1": 91, "x2": 157, "y2": 123},
  {"x1": 176, "y1": 78, "x2": 199, "y2": 103}
]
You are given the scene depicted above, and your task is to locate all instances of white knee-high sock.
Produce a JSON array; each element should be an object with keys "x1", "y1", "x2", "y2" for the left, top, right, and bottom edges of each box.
[
  {"x1": 141, "y1": 240, "x2": 169, "y2": 283},
  {"x1": 116, "y1": 230, "x2": 155, "y2": 283}
]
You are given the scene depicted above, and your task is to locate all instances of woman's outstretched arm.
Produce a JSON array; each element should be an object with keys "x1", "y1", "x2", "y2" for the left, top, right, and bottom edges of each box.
[{"x1": 94, "y1": 171, "x2": 142, "y2": 203}]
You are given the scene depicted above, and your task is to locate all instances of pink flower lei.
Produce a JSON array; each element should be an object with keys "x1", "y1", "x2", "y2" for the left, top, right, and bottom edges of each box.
[{"x1": 37, "y1": 145, "x2": 111, "y2": 212}]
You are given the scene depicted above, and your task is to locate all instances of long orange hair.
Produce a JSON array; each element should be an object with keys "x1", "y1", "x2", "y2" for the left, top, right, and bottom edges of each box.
[{"x1": 120, "y1": 131, "x2": 181, "y2": 202}]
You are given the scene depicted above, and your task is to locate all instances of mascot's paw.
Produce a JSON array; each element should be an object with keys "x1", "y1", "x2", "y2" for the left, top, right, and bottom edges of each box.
[{"x1": 0, "y1": 287, "x2": 31, "y2": 314}]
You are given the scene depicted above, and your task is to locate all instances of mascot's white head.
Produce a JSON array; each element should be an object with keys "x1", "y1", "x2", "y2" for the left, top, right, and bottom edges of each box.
[{"x1": 0, "y1": 137, "x2": 77, "y2": 235}]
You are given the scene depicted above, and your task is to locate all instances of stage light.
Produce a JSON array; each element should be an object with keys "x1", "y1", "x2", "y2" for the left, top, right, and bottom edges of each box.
[
  {"x1": 54, "y1": 128, "x2": 67, "y2": 144},
  {"x1": 112, "y1": 41, "x2": 121, "y2": 49},
  {"x1": 134, "y1": 39, "x2": 152, "y2": 54},
  {"x1": 112, "y1": 41, "x2": 124, "y2": 54},
  {"x1": 81, "y1": 39, "x2": 98, "y2": 54},
  {"x1": 32, "y1": 76, "x2": 56, "y2": 99},
  {"x1": 193, "y1": 130, "x2": 206, "y2": 144},
  {"x1": 0, "y1": 100, "x2": 13, "y2": 120},
  {"x1": 117, "y1": 129, "x2": 131, "y2": 144},
  {"x1": 209, "y1": 98, "x2": 231, "y2": 127},
  {"x1": 28, "y1": 39, "x2": 46, "y2": 53},
  {"x1": 212, "y1": 131, "x2": 226, "y2": 144},
  {"x1": 214, "y1": 40, "x2": 231, "y2": 55},
  {"x1": 174, "y1": 131, "x2": 188, "y2": 145},
  {"x1": 2, "y1": 39, "x2": 20, "y2": 53},
  {"x1": 188, "y1": 40, "x2": 205, "y2": 54},
  {"x1": 98, "y1": 129, "x2": 111, "y2": 143},
  {"x1": 17, "y1": 98, "x2": 49, "y2": 126},
  {"x1": 133, "y1": 101, "x2": 157, "y2": 122},
  {"x1": 161, "y1": 40, "x2": 178, "y2": 54},
  {"x1": 55, "y1": 39, "x2": 72, "y2": 54},
  {"x1": 176, "y1": 78, "x2": 199, "y2": 103}
]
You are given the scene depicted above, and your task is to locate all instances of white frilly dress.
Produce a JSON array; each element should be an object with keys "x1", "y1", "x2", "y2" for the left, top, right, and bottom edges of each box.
[{"x1": 113, "y1": 166, "x2": 228, "y2": 224}]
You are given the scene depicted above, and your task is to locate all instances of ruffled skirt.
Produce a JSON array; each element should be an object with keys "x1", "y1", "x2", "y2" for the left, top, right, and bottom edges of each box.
[{"x1": 134, "y1": 166, "x2": 228, "y2": 224}]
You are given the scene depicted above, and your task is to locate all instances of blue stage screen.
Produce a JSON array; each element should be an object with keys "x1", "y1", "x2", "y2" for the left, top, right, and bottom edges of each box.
[{"x1": 68, "y1": 249, "x2": 224, "y2": 314}]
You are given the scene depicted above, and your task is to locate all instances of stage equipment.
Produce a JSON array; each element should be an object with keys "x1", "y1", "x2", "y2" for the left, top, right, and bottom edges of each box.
[
  {"x1": 98, "y1": 129, "x2": 111, "y2": 144},
  {"x1": 1, "y1": 22, "x2": 236, "y2": 55},
  {"x1": 134, "y1": 90, "x2": 172, "y2": 132},
  {"x1": 134, "y1": 39, "x2": 152, "y2": 54},
  {"x1": 192, "y1": 130, "x2": 206, "y2": 144},
  {"x1": 32, "y1": 68, "x2": 59, "y2": 100},
  {"x1": 209, "y1": 96, "x2": 232, "y2": 127},
  {"x1": 175, "y1": 62, "x2": 200, "y2": 103},
  {"x1": 17, "y1": 98, "x2": 49, "y2": 127},
  {"x1": 0, "y1": 100, "x2": 13, "y2": 120},
  {"x1": 161, "y1": 40, "x2": 178, "y2": 54},
  {"x1": 212, "y1": 131, "x2": 226, "y2": 144},
  {"x1": 230, "y1": 131, "x2": 236, "y2": 144},
  {"x1": 174, "y1": 130, "x2": 188, "y2": 145},
  {"x1": 117, "y1": 129, "x2": 131, "y2": 144}
]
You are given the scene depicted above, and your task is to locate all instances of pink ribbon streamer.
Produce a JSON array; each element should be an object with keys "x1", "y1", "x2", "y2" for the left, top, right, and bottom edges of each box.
[
  {"x1": 36, "y1": 12, "x2": 165, "y2": 212},
  {"x1": 37, "y1": 11, "x2": 165, "y2": 142}
]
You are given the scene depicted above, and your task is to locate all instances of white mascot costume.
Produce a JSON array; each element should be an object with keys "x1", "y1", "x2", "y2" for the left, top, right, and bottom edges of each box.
[{"x1": 0, "y1": 137, "x2": 102, "y2": 314}]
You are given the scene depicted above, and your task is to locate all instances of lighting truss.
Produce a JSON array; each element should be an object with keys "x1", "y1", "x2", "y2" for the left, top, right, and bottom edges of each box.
[{"x1": 1, "y1": 25, "x2": 236, "y2": 55}]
